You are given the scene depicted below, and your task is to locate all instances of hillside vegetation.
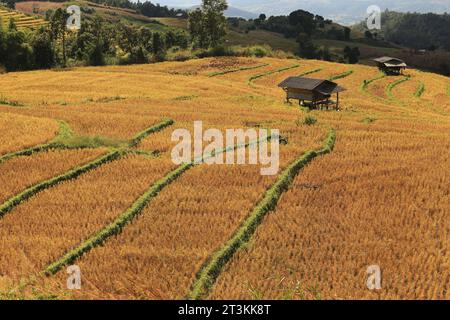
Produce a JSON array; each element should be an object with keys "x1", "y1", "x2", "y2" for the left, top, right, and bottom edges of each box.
[
  {"x1": 0, "y1": 56, "x2": 449, "y2": 299},
  {"x1": 15, "y1": 1, "x2": 178, "y2": 31}
]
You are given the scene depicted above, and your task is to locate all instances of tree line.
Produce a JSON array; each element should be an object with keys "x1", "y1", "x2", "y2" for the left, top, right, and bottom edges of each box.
[
  {"x1": 0, "y1": 9, "x2": 189, "y2": 71},
  {"x1": 0, "y1": 0, "x2": 228, "y2": 72},
  {"x1": 228, "y1": 9, "x2": 359, "y2": 64}
]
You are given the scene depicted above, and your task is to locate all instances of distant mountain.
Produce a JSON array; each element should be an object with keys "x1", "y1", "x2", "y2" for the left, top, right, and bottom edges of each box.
[
  {"x1": 231, "y1": 0, "x2": 450, "y2": 25},
  {"x1": 155, "y1": 0, "x2": 450, "y2": 25},
  {"x1": 185, "y1": 5, "x2": 257, "y2": 19},
  {"x1": 224, "y1": 6, "x2": 258, "y2": 19}
]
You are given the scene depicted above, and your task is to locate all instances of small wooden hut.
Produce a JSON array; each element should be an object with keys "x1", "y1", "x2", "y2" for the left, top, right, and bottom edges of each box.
[
  {"x1": 373, "y1": 57, "x2": 407, "y2": 75},
  {"x1": 278, "y1": 77, "x2": 346, "y2": 110}
]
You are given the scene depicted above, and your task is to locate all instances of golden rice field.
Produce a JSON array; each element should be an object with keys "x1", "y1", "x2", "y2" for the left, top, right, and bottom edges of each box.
[
  {"x1": 0, "y1": 56, "x2": 449, "y2": 299},
  {"x1": 0, "y1": 7, "x2": 47, "y2": 30}
]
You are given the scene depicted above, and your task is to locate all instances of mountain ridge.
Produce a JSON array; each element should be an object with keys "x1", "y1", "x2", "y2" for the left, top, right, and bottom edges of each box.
[{"x1": 154, "y1": 0, "x2": 450, "y2": 24}]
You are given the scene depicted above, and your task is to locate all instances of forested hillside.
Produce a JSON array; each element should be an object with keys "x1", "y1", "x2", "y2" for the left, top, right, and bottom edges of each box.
[
  {"x1": 352, "y1": 10, "x2": 450, "y2": 76},
  {"x1": 381, "y1": 11, "x2": 450, "y2": 51}
]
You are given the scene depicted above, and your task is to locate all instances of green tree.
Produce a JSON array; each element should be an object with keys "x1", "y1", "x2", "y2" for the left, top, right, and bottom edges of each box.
[
  {"x1": 0, "y1": 20, "x2": 6, "y2": 66},
  {"x1": 344, "y1": 46, "x2": 360, "y2": 64},
  {"x1": 297, "y1": 32, "x2": 317, "y2": 59},
  {"x1": 3, "y1": 29, "x2": 32, "y2": 71},
  {"x1": 8, "y1": 18, "x2": 17, "y2": 31},
  {"x1": 130, "y1": 46, "x2": 148, "y2": 63},
  {"x1": 6, "y1": 0, "x2": 16, "y2": 10},
  {"x1": 344, "y1": 27, "x2": 351, "y2": 41},
  {"x1": 87, "y1": 41, "x2": 105, "y2": 66},
  {"x1": 32, "y1": 29, "x2": 55, "y2": 68},
  {"x1": 203, "y1": 0, "x2": 228, "y2": 47},
  {"x1": 321, "y1": 46, "x2": 331, "y2": 61},
  {"x1": 188, "y1": 0, "x2": 228, "y2": 49},
  {"x1": 49, "y1": 8, "x2": 69, "y2": 66},
  {"x1": 152, "y1": 32, "x2": 165, "y2": 55},
  {"x1": 117, "y1": 23, "x2": 139, "y2": 54},
  {"x1": 289, "y1": 10, "x2": 316, "y2": 36},
  {"x1": 188, "y1": 8, "x2": 206, "y2": 48},
  {"x1": 165, "y1": 30, "x2": 176, "y2": 48},
  {"x1": 138, "y1": 27, "x2": 153, "y2": 52}
]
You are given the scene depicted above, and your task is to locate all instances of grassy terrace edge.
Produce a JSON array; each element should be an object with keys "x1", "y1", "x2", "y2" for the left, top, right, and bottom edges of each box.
[
  {"x1": 414, "y1": 82, "x2": 425, "y2": 98},
  {"x1": 386, "y1": 76, "x2": 411, "y2": 100},
  {"x1": 129, "y1": 118, "x2": 174, "y2": 147},
  {"x1": 0, "y1": 118, "x2": 174, "y2": 164},
  {"x1": 328, "y1": 69, "x2": 353, "y2": 81},
  {"x1": 0, "y1": 150, "x2": 121, "y2": 219},
  {"x1": 43, "y1": 134, "x2": 275, "y2": 276},
  {"x1": 359, "y1": 73, "x2": 386, "y2": 100},
  {"x1": 187, "y1": 128, "x2": 336, "y2": 300},
  {"x1": 0, "y1": 119, "x2": 174, "y2": 219},
  {"x1": 298, "y1": 68, "x2": 323, "y2": 77},
  {"x1": 360, "y1": 73, "x2": 386, "y2": 93},
  {"x1": 0, "y1": 121, "x2": 71, "y2": 164},
  {"x1": 208, "y1": 64, "x2": 269, "y2": 77},
  {"x1": 248, "y1": 64, "x2": 300, "y2": 85},
  {"x1": 43, "y1": 161, "x2": 193, "y2": 275}
]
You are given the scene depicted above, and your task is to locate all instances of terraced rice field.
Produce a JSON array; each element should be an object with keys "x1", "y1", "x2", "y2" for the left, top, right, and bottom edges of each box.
[
  {"x1": 0, "y1": 57, "x2": 449, "y2": 299},
  {"x1": 0, "y1": 7, "x2": 47, "y2": 30}
]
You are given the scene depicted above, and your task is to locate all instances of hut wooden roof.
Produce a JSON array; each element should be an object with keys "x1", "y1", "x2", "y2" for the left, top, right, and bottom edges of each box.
[
  {"x1": 278, "y1": 77, "x2": 346, "y2": 94},
  {"x1": 373, "y1": 57, "x2": 407, "y2": 67}
]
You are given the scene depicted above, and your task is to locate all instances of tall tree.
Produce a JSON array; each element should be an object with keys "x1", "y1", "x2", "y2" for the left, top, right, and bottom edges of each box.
[
  {"x1": 0, "y1": 21, "x2": 6, "y2": 67},
  {"x1": 49, "y1": 8, "x2": 69, "y2": 66},
  {"x1": 152, "y1": 32, "x2": 164, "y2": 55},
  {"x1": 3, "y1": 29, "x2": 32, "y2": 71},
  {"x1": 32, "y1": 29, "x2": 55, "y2": 68},
  {"x1": 188, "y1": 8, "x2": 206, "y2": 48},
  {"x1": 297, "y1": 32, "x2": 317, "y2": 59},
  {"x1": 203, "y1": 0, "x2": 228, "y2": 47},
  {"x1": 188, "y1": 0, "x2": 227, "y2": 49}
]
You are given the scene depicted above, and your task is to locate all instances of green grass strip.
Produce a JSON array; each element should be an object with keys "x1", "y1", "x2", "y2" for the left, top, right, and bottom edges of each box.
[
  {"x1": 0, "y1": 118, "x2": 173, "y2": 164},
  {"x1": 43, "y1": 134, "x2": 274, "y2": 276},
  {"x1": 188, "y1": 128, "x2": 336, "y2": 300},
  {"x1": 248, "y1": 64, "x2": 300, "y2": 85},
  {"x1": 128, "y1": 118, "x2": 174, "y2": 147},
  {"x1": 386, "y1": 76, "x2": 411, "y2": 99},
  {"x1": 0, "y1": 151, "x2": 121, "y2": 219},
  {"x1": 414, "y1": 82, "x2": 425, "y2": 98},
  {"x1": 0, "y1": 121, "x2": 70, "y2": 164},
  {"x1": 0, "y1": 142, "x2": 56, "y2": 164},
  {"x1": 360, "y1": 73, "x2": 386, "y2": 93},
  {"x1": 0, "y1": 119, "x2": 173, "y2": 219},
  {"x1": 297, "y1": 68, "x2": 322, "y2": 77},
  {"x1": 328, "y1": 69, "x2": 353, "y2": 81},
  {"x1": 208, "y1": 64, "x2": 269, "y2": 77},
  {"x1": 43, "y1": 161, "x2": 192, "y2": 276}
]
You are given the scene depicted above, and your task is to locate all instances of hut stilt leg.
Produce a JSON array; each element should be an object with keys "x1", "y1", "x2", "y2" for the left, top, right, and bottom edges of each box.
[{"x1": 337, "y1": 92, "x2": 340, "y2": 110}]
